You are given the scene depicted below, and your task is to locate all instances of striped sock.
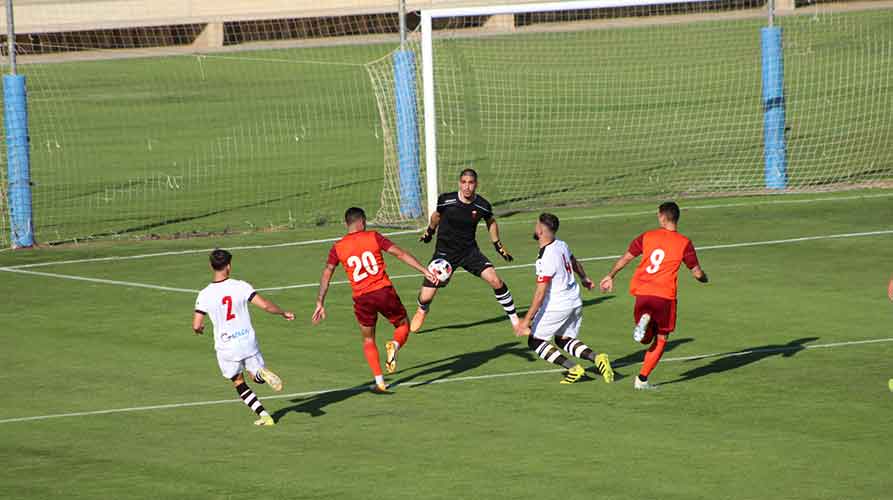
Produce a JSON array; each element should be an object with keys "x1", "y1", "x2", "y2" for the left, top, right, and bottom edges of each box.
[
  {"x1": 235, "y1": 382, "x2": 268, "y2": 417},
  {"x1": 493, "y1": 284, "x2": 517, "y2": 318},
  {"x1": 557, "y1": 337, "x2": 595, "y2": 362},
  {"x1": 253, "y1": 372, "x2": 266, "y2": 384},
  {"x1": 528, "y1": 336, "x2": 575, "y2": 369}
]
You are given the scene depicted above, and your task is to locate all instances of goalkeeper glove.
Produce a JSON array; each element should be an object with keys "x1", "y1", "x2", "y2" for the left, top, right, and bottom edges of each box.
[
  {"x1": 493, "y1": 240, "x2": 513, "y2": 262},
  {"x1": 420, "y1": 226, "x2": 436, "y2": 243}
]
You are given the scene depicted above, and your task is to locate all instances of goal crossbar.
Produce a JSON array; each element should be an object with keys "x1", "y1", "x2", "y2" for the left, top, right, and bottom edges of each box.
[{"x1": 423, "y1": 0, "x2": 714, "y2": 19}]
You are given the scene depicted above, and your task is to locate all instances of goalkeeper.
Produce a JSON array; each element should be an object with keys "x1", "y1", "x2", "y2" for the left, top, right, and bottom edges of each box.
[{"x1": 410, "y1": 168, "x2": 520, "y2": 333}]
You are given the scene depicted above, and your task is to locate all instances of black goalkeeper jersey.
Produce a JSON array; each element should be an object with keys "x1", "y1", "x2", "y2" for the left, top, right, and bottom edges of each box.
[{"x1": 434, "y1": 192, "x2": 494, "y2": 255}]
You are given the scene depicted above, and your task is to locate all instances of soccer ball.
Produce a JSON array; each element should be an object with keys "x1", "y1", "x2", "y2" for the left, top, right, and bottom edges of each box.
[{"x1": 427, "y1": 258, "x2": 453, "y2": 282}]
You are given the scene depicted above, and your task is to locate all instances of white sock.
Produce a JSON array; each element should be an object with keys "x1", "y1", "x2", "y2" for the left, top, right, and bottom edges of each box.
[
  {"x1": 509, "y1": 313, "x2": 519, "y2": 325},
  {"x1": 260, "y1": 410, "x2": 270, "y2": 418},
  {"x1": 374, "y1": 375, "x2": 385, "y2": 385},
  {"x1": 391, "y1": 340, "x2": 401, "y2": 350}
]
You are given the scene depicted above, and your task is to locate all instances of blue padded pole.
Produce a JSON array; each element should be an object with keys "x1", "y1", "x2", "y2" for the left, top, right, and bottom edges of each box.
[
  {"x1": 3, "y1": 74, "x2": 34, "y2": 247},
  {"x1": 393, "y1": 50, "x2": 422, "y2": 218},
  {"x1": 761, "y1": 26, "x2": 787, "y2": 190}
]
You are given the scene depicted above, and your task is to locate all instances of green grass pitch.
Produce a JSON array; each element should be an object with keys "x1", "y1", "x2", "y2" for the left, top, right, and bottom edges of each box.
[{"x1": 2, "y1": 190, "x2": 892, "y2": 499}]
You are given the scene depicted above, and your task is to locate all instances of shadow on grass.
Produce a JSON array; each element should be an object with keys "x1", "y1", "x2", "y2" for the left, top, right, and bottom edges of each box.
[
  {"x1": 418, "y1": 296, "x2": 615, "y2": 335},
  {"x1": 391, "y1": 341, "x2": 536, "y2": 388},
  {"x1": 272, "y1": 341, "x2": 534, "y2": 420},
  {"x1": 577, "y1": 337, "x2": 695, "y2": 383},
  {"x1": 660, "y1": 336, "x2": 819, "y2": 386},
  {"x1": 271, "y1": 383, "x2": 378, "y2": 420}
]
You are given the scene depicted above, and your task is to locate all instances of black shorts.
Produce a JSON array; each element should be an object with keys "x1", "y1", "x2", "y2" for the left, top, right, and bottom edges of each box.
[{"x1": 422, "y1": 246, "x2": 494, "y2": 288}]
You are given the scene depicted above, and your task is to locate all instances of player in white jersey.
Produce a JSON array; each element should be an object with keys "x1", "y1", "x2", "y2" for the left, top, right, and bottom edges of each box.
[
  {"x1": 192, "y1": 249, "x2": 295, "y2": 426},
  {"x1": 513, "y1": 213, "x2": 614, "y2": 384}
]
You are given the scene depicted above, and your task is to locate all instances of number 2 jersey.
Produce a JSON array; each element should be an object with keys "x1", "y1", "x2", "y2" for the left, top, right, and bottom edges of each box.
[
  {"x1": 194, "y1": 278, "x2": 259, "y2": 361},
  {"x1": 328, "y1": 231, "x2": 395, "y2": 298},
  {"x1": 628, "y1": 228, "x2": 700, "y2": 300},
  {"x1": 535, "y1": 239, "x2": 583, "y2": 311}
]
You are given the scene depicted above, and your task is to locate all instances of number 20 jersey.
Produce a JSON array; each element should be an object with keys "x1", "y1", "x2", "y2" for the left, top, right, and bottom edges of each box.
[
  {"x1": 628, "y1": 228, "x2": 700, "y2": 300},
  {"x1": 328, "y1": 231, "x2": 395, "y2": 298}
]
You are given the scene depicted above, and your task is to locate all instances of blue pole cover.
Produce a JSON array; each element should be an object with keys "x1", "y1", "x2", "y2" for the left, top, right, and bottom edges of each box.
[
  {"x1": 3, "y1": 74, "x2": 35, "y2": 247},
  {"x1": 393, "y1": 50, "x2": 422, "y2": 218},
  {"x1": 761, "y1": 27, "x2": 787, "y2": 190}
]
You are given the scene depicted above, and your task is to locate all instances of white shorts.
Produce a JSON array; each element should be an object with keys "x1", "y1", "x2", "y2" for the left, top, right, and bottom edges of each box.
[
  {"x1": 531, "y1": 306, "x2": 582, "y2": 341},
  {"x1": 216, "y1": 351, "x2": 265, "y2": 379}
]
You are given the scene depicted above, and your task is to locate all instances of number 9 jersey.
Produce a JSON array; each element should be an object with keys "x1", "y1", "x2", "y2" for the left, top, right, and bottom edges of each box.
[
  {"x1": 328, "y1": 231, "x2": 395, "y2": 298},
  {"x1": 628, "y1": 228, "x2": 700, "y2": 300}
]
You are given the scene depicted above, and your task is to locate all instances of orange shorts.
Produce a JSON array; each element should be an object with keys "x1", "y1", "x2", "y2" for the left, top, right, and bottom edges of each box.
[{"x1": 633, "y1": 295, "x2": 677, "y2": 341}]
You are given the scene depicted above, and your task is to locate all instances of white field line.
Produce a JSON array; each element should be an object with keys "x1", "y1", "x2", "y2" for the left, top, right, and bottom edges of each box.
[
  {"x1": 0, "y1": 268, "x2": 198, "y2": 293},
  {"x1": 3, "y1": 192, "x2": 891, "y2": 270},
  {"x1": 255, "y1": 229, "x2": 893, "y2": 291},
  {"x1": 3, "y1": 229, "x2": 891, "y2": 293},
  {"x1": 2, "y1": 336, "x2": 890, "y2": 425},
  {"x1": 497, "y1": 191, "x2": 893, "y2": 226},
  {"x1": 0, "y1": 229, "x2": 420, "y2": 270}
]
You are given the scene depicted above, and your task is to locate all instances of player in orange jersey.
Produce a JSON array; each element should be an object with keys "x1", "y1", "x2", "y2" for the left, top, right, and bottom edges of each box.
[
  {"x1": 313, "y1": 207, "x2": 439, "y2": 392},
  {"x1": 599, "y1": 201, "x2": 708, "y2": 390}
]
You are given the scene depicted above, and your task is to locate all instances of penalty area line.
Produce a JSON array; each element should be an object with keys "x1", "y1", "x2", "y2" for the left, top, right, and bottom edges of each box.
[
  {"x1": 255, "y1": 229, "x2": 893, "y2": 291},
  {"x1": 4, "y1": 192, "x2": 891, "y2": 270},
  {"x1": 1, "y1": 229, "x2": 420, "y2": 270},
  {"x1": 497, "y1": 191, "x2": 893, "y2": 226},
  {"x1": 1, "y1": 337, "x2": 891, "y2": 425},
  {"x1": 0, "y1": 268, "x2": 198, "y2": 294},
  {"x1": 3, "y1": 229, "x2": 892, "y2": 294}
]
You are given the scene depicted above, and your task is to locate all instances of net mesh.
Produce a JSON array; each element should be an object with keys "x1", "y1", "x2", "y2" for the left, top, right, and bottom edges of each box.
[
  {"x1": 369, "y1": 0, "x2": 893, "y2": 216},
  {"x1": 0, "y1": 7, "x2": 404, "y2": 245}
]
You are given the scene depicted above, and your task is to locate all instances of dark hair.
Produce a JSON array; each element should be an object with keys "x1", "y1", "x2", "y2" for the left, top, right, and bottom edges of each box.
[
  {"x1": 344, "y1": 207, "x2": 366, "y2": 225},
  {"x1": 459, "y1": 168, "x2": 478, "y2": 180},
  {"x1": 210, "y1": 249, "x2": 232, "y2": 271},
  {"x1": 659, "y1": 201, "x2": 680, "y2": 223},
  {"x1": 539, "y1": 212, "x2": 560, "y2": 233}
]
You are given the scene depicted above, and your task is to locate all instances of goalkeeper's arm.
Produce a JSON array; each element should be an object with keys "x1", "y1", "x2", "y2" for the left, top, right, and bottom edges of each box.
[
  {"x1": 420, "y1": 211, "x2": 441, "y2": 243},
  {"x1": 486, "y1": 216, "x2": 513, "y2": 262}
]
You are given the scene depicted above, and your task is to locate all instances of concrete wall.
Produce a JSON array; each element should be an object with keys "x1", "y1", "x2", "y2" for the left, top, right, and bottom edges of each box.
[
  {"x1": 0, "y1": 0, "x2": 552, "y2": 34},
  {"x1": 4, "y1": 0, "x2": 885, "y2": 35}
]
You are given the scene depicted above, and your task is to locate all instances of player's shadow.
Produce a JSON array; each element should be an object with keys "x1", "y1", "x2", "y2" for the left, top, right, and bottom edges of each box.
[
  {"x1": 271, "y1": 384, "x2": 376, "y2": 420},
  {"x1": 579, "y1": 337, "x2": 695, "y2": 382},
  {"x1": 417, "y1": 296, "x2": 615, "y2": 335},
  {"x1": 661, "y1": 336, "x2": 819, "y2": 386},
  {"x1": 270, "y1": 342, "x2": 534, "y2": 419},
  {"x1": 391, "y1": 341, "x2": 536, "y2": 387}
]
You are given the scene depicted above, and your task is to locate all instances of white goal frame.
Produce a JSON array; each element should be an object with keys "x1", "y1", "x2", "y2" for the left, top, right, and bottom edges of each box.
[{"x1": 420, "y1": 0, "x2": 717, "y2": 217}]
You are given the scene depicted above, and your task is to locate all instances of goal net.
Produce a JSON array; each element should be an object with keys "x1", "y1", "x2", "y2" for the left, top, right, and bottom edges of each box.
[
  {"x1": 0, "y1": 5, "x2": 404, "y2": 246},
  {"x1": 368, "y1": 0, "x2": 893, "y2": 218}
]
